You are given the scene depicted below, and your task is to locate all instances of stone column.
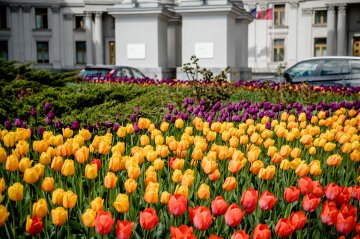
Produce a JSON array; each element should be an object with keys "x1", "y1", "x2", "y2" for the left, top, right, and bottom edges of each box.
[
  {"x1": 10, "y1": 5, "x2": 20, "y2": 61},
  {"x1": 52, "y1": 7, "x2": 62, "y2": 69},
  {"x1": 85, "y1": 12, "x2": 93, "y2": 65},
  {"x1": 298, "y1": 8, "x2": 312, "y2": 59},
  {"x1": 94, "y1": 12, "x2": 104, "y2": 65},
  {"x1": 63, "y1": 13, "x2": 74, "y2": 68},
  {"x1": 288, "y1": 2, "x2": 299, "y2": 67},
  {"x1": 337, "y1": 4, "x2": 346, "y2": 56},
  {"x1": 327, "y1": 5, "x2": 336, "y2": 56},
  {"x1": 21, "y1": 5, "x2": 31, "y2": 63}
]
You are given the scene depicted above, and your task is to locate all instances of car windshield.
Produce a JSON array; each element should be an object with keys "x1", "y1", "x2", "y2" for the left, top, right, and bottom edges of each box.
[
  {"x1": 80, "y1": 68, "x2": 112, "y2": 77},
  {"x1": 287, "y1": 60, "x2": 322, "y2": 77}
]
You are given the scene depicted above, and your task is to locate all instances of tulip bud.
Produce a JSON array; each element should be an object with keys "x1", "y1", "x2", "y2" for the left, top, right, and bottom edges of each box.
[
  {"x1": 33, "y1": 198, "x2": 48, "y2": 218},
  {"x1": 104, "y1": 172, "x2": 118, "y2": 189},
  {"x1": 8, "y1": 182, "x2": 24, "y2": 201},
  {"x1": 85, "y1": 164, "x2": 98, "y2": 179},
  {"x1": 6, "y1": 154, "x2": 19, "y2": 172},
  {"x1": 63, "y1": 190, "x2": 77, "y2": 209},
  {"x1": 81, "y1": 208, "x2": 97, "y2": 228},
  {"x1": 52, "y1": 188, "x2": 65, "y2": 206},
  {"x1": 51, "y1": 207, "x2": 68, "y2": 226},
  {"x1": 124, "y1": 178, "x2": 138, "y2": 193},
  {"x1": 113, "y1": 194, "x2": 129, "y2": 213},
  {"x1": 197, "y1": 183, "x2": 210, "y2": 200},
  {"x1": 61, "y1": 159, "x2": 75, "y2": 177},
  {"x1": 41, "y1": 177, "x2": 55, "y2": 192}
]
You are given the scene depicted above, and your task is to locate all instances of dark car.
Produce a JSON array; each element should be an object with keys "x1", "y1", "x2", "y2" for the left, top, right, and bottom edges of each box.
[
  {"x1": 79, "y1": 65, "x2": 146, "y2": 81},
  {"x1": 283, "y1": 57, "x2": 360, "y2": 87}
]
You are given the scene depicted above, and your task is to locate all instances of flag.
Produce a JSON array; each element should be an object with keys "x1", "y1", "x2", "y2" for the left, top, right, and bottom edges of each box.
[
  {"x1": 250, "y1": 8, "x2": 257, "y2": 18},
  {"x1": 257, "y1": 8, "x2": 273, "y2": 20}
]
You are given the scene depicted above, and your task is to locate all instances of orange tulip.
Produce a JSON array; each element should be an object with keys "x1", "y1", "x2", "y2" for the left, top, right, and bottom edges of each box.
[
  {"x1": 124, "y1": 178, "x2": 138, "y2": 193},
  {"x1": 33, "y1": 198, "x2": 48, "y2": 218},
  {"x1": 104, "y1": 172, "x2": 118, "y2": 189},
  {"x1": 24, "y1": 167, "x2": 40, "y2": 184},
  {"x1": 81, "y1": 208, "x2": 96, "y2": 228},
  {"x1": 75, "y1": 146, "x2": 89, "y2": 164},
  {"x1": 197, "y1": 183, "x2": 210, "y2": 200},
  {"x1": 113, "y1": 194, "x2": 129, "y2": 213},
  {"x1": 52, "y1": 188, "x2": 65, "y2": 206},
  {"x1": 63, "y1": 190, "x2": 77, "y2": 209},
  {"x1": 326, "y1": 154, "x2": 342, "y2": 167},
  {"x1": 51, "y1": 156, "x2": 64, "y2": 172},
  {"x1": 0, "y1": 205, "x2": 10, "y2": 226},
  {"x1": 8, "y1": 182, "x2": 24, "y2": 201},
  {"x1": 6, "y1": 154, "x2": 19, "y2": 172},
  {"x1": 223, "y1": 176, "x2": 237, "y2": 192},
  {"x1": 18, "y1": 157, "x2": 32, "y2": 173},
  {"x1": 51, "y1": 207, "x2": 68, "y2": 226},
  {"x1": 61, "y1": 159, "x2": 75, "y2": 176},
  {"x1": 41, "y1": 177, "x2": 55, "y2": 192}
]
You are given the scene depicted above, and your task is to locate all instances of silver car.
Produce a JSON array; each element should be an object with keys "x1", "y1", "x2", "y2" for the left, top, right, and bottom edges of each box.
[{"x1": 283, "y1": 56, "x2": 360, "y2": 87}]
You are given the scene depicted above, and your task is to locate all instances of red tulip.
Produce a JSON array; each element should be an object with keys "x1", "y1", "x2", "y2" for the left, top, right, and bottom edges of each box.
[
  {"x1": 336, "y1": 204, "x2": 357, "y2": 235},
  {"x1": 140, "y1": 208, "x2": 158, "y2": 231},
  {"x1": 258, "y1": 191, "x2": 277, "y2": 211},
  {"x1": 91, "y1": 158, "x2": 101, "y2": 170},
  {"x1": 290, "y1": 211, "x2": 307, "y2": 230},
  {"x1": 26, "y1": 215, "x2": 44, "y2": 236},
  {"x1": 284, "y1": 186, "x2": 300, "y2": 203},
  {"x1": 351, "y1": 186, "x2": 360, "y2": 201},
  {"x1": 170, "y1": 225, "x2": 196, "y2": 239},
  {"x1": 325, "y1": 183, "x2": 340, "y2": 200},
  {"x1": 208, "y1": 235, "x2": 224, "y2": 239},
  {"x1": 275, "y1": 218, "x2": 293, "y2": 238},
  {"x1": 240, "y1": 188, "x2": 258, "y2": 214},
  {"x1": 302, "y1": 194, "x2": 321, "y2": 212},
  {"x1": 211, "y1": 196, "x2": 228, "y2": 216},
  {"x1": 298, "y1": 176, "x2": 313, "y2": 195},
  {"x1": 169, "y1": 157, "x2": 176, "y2": 170},
  {"x1": 252, "y1": 224, "x2": 271, "y2": 239},
  {"x1": 168, "y1": 194, "x2": 187, "y2": 216},
  {"x1": 320, "y1": 201, "x2": 338, "y2": 226},
  {"x1": 355, "y1": 223, "x2": 360, "y2": 235},
  {"x1": 231, "y1": 230, "x2": 250, "y2": 239},
  {"x1": 311, "y1": 180, "x2": 324, "y2": 198},
  {"x1": 188, "y1": 206, "x2": 212, "y2": 231},
  {"x1": 224, "y1": 204, "x2": 244, "y2": 227},
  {"x1": 115, "y1": 220, "x2": 134, "y2": 239},
  {"x1": 94, "y1": 210, "x2": 115, "y2": 235},
  {"x1": 335, "y1": 186, "x2": 351, "y2": 206}
]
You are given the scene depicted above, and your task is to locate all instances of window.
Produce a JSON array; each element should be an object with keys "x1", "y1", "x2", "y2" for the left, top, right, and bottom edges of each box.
[
  {"x1": 75, "y1": 16, "x2": 84, "y2": 29},
  {"x1": 35, "y1": 8, "x2": 48, "y2": 29},
  {"x1": 132, "y1": 69, "x2": 145, "y2": 79},
  {"x1": 0, "y1": 41, "x2": 8, "y2": 60},
  {"x1": 274, "y1": 4, "x2": 285, "y2": 26},
  {"x1": 314, "y1": 38, "x2": 327, "y2": 57},
  {"x1": 37, "y1": 42, "x2": 49, "y2": 63},
  {"x1": 314, "y1": 10, "x2": 327, "y2": 25},
  {"x1": 320, "y1": 60, "x2": 350, "y2": 76},
  {"x1": 76, "y1": 41, "x2": 86, "y2": 64},
  {"x1": 115, "y1": 68, "x2": 132, "y2": 78},
  {"x1": 350, "y1": 60, "x2": 360, "y2": 74},
  {"x1": 0, "y1": 7, "x2": 7, "y2": 29},
  {"x1": 273, "y1": 39, "x2": 285, "y2": 62},
  {"x1": 288, "y1": 60, "x2": 322, "y2": 77}
]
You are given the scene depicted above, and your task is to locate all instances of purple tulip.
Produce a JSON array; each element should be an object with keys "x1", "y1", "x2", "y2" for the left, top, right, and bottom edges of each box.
[
  {"x1": 43, "y1": 101, "x2": 51, "y2": 112},
  {"x1": 103, "y1": 121, "x2": 112, "y2": 128},
  {"x1": 71, "y1": 120, "x2": 80, "y2": 130},
  {"x1": 21, "y1": 122, "x2": 27, "y2": 128},
  {"x1": 14, "y1": 118, "x2": 22, "y2": 127},
  {"x1": 130, "y1": 114, "x2": 136, "y2": 122},
  {"x1": 55, "y1": 120, "x2": 62, "y2": 128},
  {"x1": 30, "y1": 108, "x2": 37, "y2": 117},
  {"x1": 134, "y1": 123, "x2": 139, "y2": 133},
  {"x1": 37, "y1": 126, "x2": 45, "y2": 136},
  {"x1": 47, "y1": 111, "x2": 55, "y2": 120},
  {"x1": 4, "y1": 120, "x2": 11, "y2": 130},
  {"x1": 29, "y1": 127, "x2": 34, "y2": 137},
  {"x1": 168, "y1": 104, "x2": 174, "y2": 111},
  {"x1": 113, "y1": 123, "x2": 120, "y2": 132},
  {"x1": 94, "y1": 122, "x2": 100, "y2": 130},
  {"x1": 45, "y1": 117, "x2": 52, "y2": 125}
]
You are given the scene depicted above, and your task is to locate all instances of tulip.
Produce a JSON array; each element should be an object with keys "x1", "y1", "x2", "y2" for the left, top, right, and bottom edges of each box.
[
  {"x1": 124, "y1": 178, "x2": 137, "y2": 193},
  {"x1": 60, "y1": 159, "x2": 75, "y2": 177},
  {"x1": 335, "y1": 186, "x2": 351, "y2": 206},
  {"x1": 258, "y1": 165, "x2": 276, "y2": 180},
  {"x1": 170, "y1": 225, "x2": 196, "y2": 239},
  {"x1": 211, "y1": 196, "x2": 228, "y2": 216},
  {"x1": 320, "y1": 201, "x2": 338, "y2": 226},
  {"x1": 140, "y1": 208, "x2": 158, "y2": 230},
  {"x1": 75, "y1": 146, "x2": 89, "y2": 164},
  {"x1": 51, "y1": 207, "x2": 68, "y2": 226},
  {"x1": 23, "y1": 167, "x2": 40, "y2": 184},
  {"x1": 351, "y1": 186, "x2": 360, "y2": 201},
  {"x1": 168, "y1": 194, "x2": 187, "y2": 216},
  {"x1": 302, "y1": 194, "x2": 321, "y2": 212},
  {"x1": 223, "y1": 176, "x2": 237, "y2": 192},
  {"x1": 325, "y1": 183, "x2": 340, "y2": 201},
  {"x1": 290, "y1": 211, "x2": 307, "y2": 230},
  {"x1": 208, "y1": 235, "x2": 223, "y2": 239},
  {"x1": 209, "y1": 169, "x2": 220, "y2": 182},
  {"x1": 91, "y1": 197, "x2": 104, "y2": 212},
  {"x1": 295, "y1": 161, "x2": 309, "y2": 177},
  {"x1": 309, "y1": 160, "x2": 322, "y2": 176},
  {"x1": 224, "y1": 204, "x2": 244, "y2": 227},
  {"x1": 160, "y1": 191, "x2": 171, "y2": 204},
  {"x1": 33, "y1": 163, "x2": 45, "y2": 178},
  {"x1": 336, "y1": 204, "x2": 357, "y2": 235},
  {"x1": 82, "y1": 208, "x2": 97, "y2": 228},
  {"x1": 258, "y1": 191, "x2": 277, "y2": 211},
  {"x1": 62, "y1": 128, "x2": 73, "y2": 138},
  {"x1": 116, "y1": 220, "x2": 134, "y2": 239},
  {"x1": 231, "y1": 230, "x2": 250, "y2": 239},
  {"x1": 33, "y1": 198, "x2": 48, "y2": 218},
  {"x1": 63, "y1": 190, "x2": 77, "y2": 209},
  {"x1": 113, "y1": 194, "x2": 129, "y2": 213},
  {"x1": 85, "y1": 164, "x2": 98, "y2": 179},
  {"x1": 51, "y1": 156, "x2": 64, "y2": 172},
  {"x1": 326, "y1": 154, "x2": 342, "y2": 167},
  {"x1": 188, "y1": 206, "x2": 212, "y2": 231},
  {"x1": 26, "y1": 215, "x2": 43, "y2": 235},
  {"x1": 298, "y1": 176, "x2": 313, "y2": 195},
  {"x1": 197, "y1": 183, "x2": 210, "y2": 200},
  {"x1": 252, "y1": 224, "x2": 271, "y2": 239},
  {"x1": 0, "y1": 146, "x2": 7, "y2": 163},
  {"x1": 172, "y1": 169, "x2": 183, "y2": 183},
  {"x1": 275, "y1": 218, "x2": 293, "y2": 238},
  {"x1": 41, "y1": 177, "x2": 54, "y2": 192},
  {"x1": 311, "y1": 181, "x2": 324, "y2": 198},
  {"x1": 0, "y1": 205, "x2": 10, "y2": 226},
  {"x1": 250, "y1": 160, "x2": 264, "y2": 175},
  {"x1": 94, "y1": 210, "x2": 115, "y2": 235},
  {"x1": 284, "y1": 186, "x2": 300, "y2": 203},
  {"x1": 0, "y1": 178, "x2": 5, "y2": 193},
  {"x1": 104, "y1": 172, "x2": 118, "y2": 189},
  {"x1": 8, "y1": 182, "x2": 24, "y2": 201},
  {"x1": 91, "y1": 158, "x2": 102, "y2": 170},
  {"x1": 52, "y1": 188, "x2": 65, "y2": 206},
  {"x1": 240, "y1": 188, "x2": 258, "y2": 214},
  {"x1": 6, "y1": 154, "x2": 19, "y2": 172},
  {"x1": 3, "y1": 132, "x2": 15, "y2": 147}
]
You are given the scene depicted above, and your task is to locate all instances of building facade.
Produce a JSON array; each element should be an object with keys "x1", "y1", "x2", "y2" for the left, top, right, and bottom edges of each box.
[
  {"x1": 0, "y1": 0, "x2": 252, "y2": 80},
  {"x1": 243, "y1": 0, "x2": 360, "y2": 73},
  {"x1": 1, "y1": 0, "x2": 360, "y2": 79}
]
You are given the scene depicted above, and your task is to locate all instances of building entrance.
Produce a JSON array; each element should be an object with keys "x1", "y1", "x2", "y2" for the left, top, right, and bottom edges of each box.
[{"x1": 353, "y1": 37, "x2": 360, "y2": 56}]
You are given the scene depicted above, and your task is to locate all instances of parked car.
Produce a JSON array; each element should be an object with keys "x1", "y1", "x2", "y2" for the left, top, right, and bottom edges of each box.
[
  {"x1": 282, "y1": 56, "x2": 360, "y2": 87},
  {"x1": 79, "y1": 65, "x2": 146, "y2": 80}
]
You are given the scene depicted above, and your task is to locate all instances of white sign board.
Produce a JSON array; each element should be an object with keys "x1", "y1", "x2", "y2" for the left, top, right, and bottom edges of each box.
[
  {"x1": 127, "y1": 44, "x2": 146, "y2": 59},
  {"x1": 195, "y1": 42, "x2": 214, "y2": 59}
]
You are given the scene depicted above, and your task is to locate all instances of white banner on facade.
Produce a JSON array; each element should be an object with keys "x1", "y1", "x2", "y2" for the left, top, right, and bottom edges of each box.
[
  {"x1": 194, "y1": 42, "x2": 214, "y2": 59},
  {"x1": 127, "y1": 44, "x2": 146, "y2": 59}
]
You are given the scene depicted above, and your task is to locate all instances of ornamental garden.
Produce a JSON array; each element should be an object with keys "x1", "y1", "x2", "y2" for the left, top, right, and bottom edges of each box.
[{"x1": 0, "y1": 60, "x2": 359, "y2": 238}]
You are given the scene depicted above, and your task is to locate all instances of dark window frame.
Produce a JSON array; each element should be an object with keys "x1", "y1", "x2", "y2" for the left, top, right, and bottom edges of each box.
[
  {"x1": 0, "y1": 7, "x2": 7, "y2": 29},
  {"x1": 37, "y1": 41, "x2": 49, "y2": 64},
  {"x1": 75, "y1": 41, "x2": 86, "y2": 64},
  {"x1": 274, "y1": 4, "x2": 286, "y2": 27},
  {"x1": 0, "y1": 40, "x2": 8, "y2": 60},
  {"x1": 35, "y1": 8, "x2": 48, "y2": 30},
  {"x1": 273, "y1": 38, "x2": 285, "y2": 62}
]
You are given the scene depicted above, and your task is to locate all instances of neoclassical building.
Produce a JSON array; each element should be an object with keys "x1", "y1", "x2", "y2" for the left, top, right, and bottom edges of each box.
[
  {"x1": 0, "y1": 0, "x2": 360, "y2": 79},
  {"x1": 243, "y1": 0, "x2": 360, "y2": 73}
]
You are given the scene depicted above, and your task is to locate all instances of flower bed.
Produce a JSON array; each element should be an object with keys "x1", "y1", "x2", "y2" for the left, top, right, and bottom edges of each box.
[{"x1": 0, "y1": 101, "x2": 359, "y2": 238}]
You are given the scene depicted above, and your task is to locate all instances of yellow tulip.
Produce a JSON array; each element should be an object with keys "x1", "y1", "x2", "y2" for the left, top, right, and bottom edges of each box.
[
  {"x1": 85, "y1": 164, "x2": 98, "y2": 180},
  {"x1": 8, "y1": 182, "x2": 24, "y2": 201},
  {"x1": 113, "y1": 194, "x2": 129, "y2": 213},
  {"x1": 81, "y1": 208, "x2": 96, "y2": 228},
  {"x1": 63, "y1": 190, "x2": 77, "y2": 209},
  {"x1": 41, "y1": 177, "x2": 55, "y2": 192},
  {"x1": 5, "y1": 154, "x2": 19, "y2": 172},
  {"x1": 0, "y1": 147, "x2": 7, "y2": 163},
  {"x1": 160, "y1": 191, "x2": 170, "y2": 204},
  {"x1": 0, "y1": 205, "x2": 10, "y2": 226},
  {"x1": 326, "y1": 154, "x2": 342, "y2": 167},
  {"x1": 62, "y1": 128, "x2": 73, "y2": 138},
  {"x1": 0, "y1": 178, "x2": 5, "y2": 193},
  {"x1": 258, "y1": 165, "x2": 276, "y2": 180},
  {"x1": 124, "y1": 178, "x2": 138, "y2": 193},
  {"x1": 222, "y1": 176, "x2": 237, "y2": 192},
  {"x1": 75, "y1": 146, "x2": 89, "y2": 164},
  {"x1": 295, "y1": 161, "x2": 310, "y2": 177},
  {"x1": 280, "y1": 159, "x2": 290, "y2": 170},
  {"x1": 104, "y1": 172, "x2": 118, "y2": 189},
  {"x1": 197, "y1": 183, "x2": 210, "y2": 200},
  {"x1": 61, "y1": 159, "x2": 75, "y2": 176},
  {"x1": 18, "y1": 157, "x2": 32, "y2": 173},
  {"x1": 52, "y1": 188, "x2": 65, "y2": 206},
  {"x1": 309, "y1": 160, "x2": 322, "y2": 176},
  {"x1": 90, "y1": 197, "x2": 104, "y2": 212},
  {"x1": 51, "y1": 156, "x2": 64, "y2": 172},
  {"x1": 3, "y1": 132, "x2": 16, "y2": 147},
  {"x1": 174, "y1": 185, "x2": 189, "y2": 198},
  {"x1": 24, "y1": 167, "x2": 40, "y2": 184},
  {"x1": 51, "y1": 207, "x2": 68, "y2": 226},
  {"x1": 33, "y1": 198, "x2": 48, "y2": 218}
]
